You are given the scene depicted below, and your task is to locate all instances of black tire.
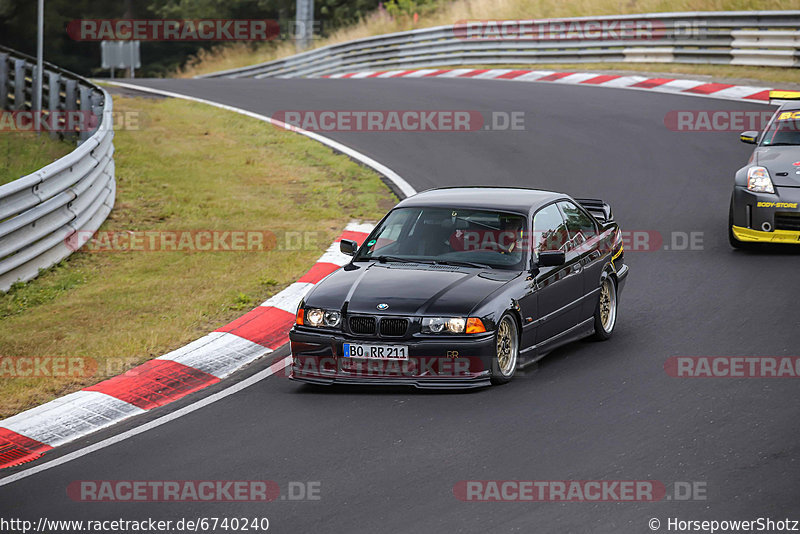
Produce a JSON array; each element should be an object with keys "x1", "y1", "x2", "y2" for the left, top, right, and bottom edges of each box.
[
  {"x1": 593, "y1": 276, "x2": 617, "y2": 341},
  {"x1": 728, "y1": 226, "x2": 743, "y2": 249},
  {"x1": 490, "y1": 314, "x2": 519, "y2": 385},
  {"x1": 728, "y1": 196, "x2": 744, "y2": 249},
  {"x1": 728, "y1": 194, "x2": 756, "y2": 250}
]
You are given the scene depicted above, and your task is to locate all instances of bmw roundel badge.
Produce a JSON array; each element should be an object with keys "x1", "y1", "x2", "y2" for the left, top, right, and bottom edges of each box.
[{"x1": 377, "y1": 303, "x2": 389, "y2": 310}]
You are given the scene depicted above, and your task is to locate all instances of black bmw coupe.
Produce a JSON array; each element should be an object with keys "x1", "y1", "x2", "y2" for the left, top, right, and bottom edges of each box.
[{"x1": 289, "y1": 187, "x2": 628, "y2": 388}]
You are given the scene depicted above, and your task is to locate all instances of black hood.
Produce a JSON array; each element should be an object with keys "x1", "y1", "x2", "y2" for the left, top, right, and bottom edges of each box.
[
  {"x1": 754, "y1": 147, "x2": 800, "y2": 187},
  {"x1": 304, "y1": 262, "x2": 519, "y2": 317}
]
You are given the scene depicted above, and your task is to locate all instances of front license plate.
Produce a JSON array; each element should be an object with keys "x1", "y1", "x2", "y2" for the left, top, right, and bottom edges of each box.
[{"x1": 343, "y1": 343, "x2": 408, "y2": 360}]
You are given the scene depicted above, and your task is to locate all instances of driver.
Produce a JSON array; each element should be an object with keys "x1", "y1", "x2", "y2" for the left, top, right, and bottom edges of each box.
[
  {"x1": 448, "y1": 216, "x2": 524, "y2": 254},
  {"x1": 497, "y1": 215, "x2": 523, "y2": 254}
]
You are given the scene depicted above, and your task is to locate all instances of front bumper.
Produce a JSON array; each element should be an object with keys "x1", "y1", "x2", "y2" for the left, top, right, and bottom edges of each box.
[
  {"x1": 731, "y1": 186, "x2": 800, "y2": 243},
  {"x1": 731, "y1": 226, "x2": 800, "y2": 244},
  {"x1": 289, "y1": 327, "x2": 496, "y2": 389}
]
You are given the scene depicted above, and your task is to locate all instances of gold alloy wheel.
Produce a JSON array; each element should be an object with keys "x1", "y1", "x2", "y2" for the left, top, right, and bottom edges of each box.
[
  {"x1": 599, "y1": 278, "x2": 617, "y2": 333},
  {"x1": 496, "y1": 316, "x2": 518, "y2": 376}
]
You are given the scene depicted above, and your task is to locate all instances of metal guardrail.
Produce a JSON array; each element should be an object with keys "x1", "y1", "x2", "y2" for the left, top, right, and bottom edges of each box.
[
  {"x1": 0, "y1": 46, "x2": 115, "y2": 292},
  {"x1": 201, "y1": 11, "x2": 800, "y2": 79}
]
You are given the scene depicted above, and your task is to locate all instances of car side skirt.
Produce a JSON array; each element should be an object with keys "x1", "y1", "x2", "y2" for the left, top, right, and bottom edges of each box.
[{"x1": 520, "y1": 317, "x2": 596, "y2": 367}]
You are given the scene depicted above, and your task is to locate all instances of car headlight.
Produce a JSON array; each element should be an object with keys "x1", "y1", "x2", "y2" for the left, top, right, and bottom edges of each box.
[
  {"x1": 299, "y1": 308, "x2": 341, "y2": 328},
  {"x1": 421, "y1": 317, "x2": 485, "y2": 334},
  {"x1": 747, "y1": 166, "x2": 775, "y2": 194}
]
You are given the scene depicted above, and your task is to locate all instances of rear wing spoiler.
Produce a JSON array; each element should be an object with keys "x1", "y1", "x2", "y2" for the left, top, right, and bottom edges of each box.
[
  {"x1": 574, "y1": 198, "x2": 614, "y2": 224},
  {"x1": 769, "y1": 90, "x2": 800, "y2": 105}
]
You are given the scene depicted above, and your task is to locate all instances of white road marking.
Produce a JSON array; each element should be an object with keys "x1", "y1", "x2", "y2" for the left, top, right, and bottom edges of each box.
[
  {"x1": 259, "y1": 282, "x2": 315, "y2": 312},
  {"x1": 156, "y1": 331, "x2": 273, "y2": 378},
  {"x1": 0, "y1": 357, "x2": 291, "y2": 487},
  {"x1": 345, "y1": 222, "x2": 376, "y2": 234},
  {"x1": 1, "y1": 391, "x2": 146, "y2": 446},
  {"x1": 315, "y1": 69, "x2": 775, "y2": 105}
]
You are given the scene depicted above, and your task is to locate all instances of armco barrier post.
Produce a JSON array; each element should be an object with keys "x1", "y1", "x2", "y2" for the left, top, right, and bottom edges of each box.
[
  {"x1": 78, "y1": 86, "x2": 91, "y2": 142},
  {"x1": 47, "y1": 71, "x2": 61, "y2": 139},
  {"x1": 64, "y1": 79, "x2": 77, "y2": 139},
  {"x1": 0, "y1": 54, "x2": 8, "y2": 109},
  {"x1": 13, "y1": 59, "x2": 26, "y2": 109}
]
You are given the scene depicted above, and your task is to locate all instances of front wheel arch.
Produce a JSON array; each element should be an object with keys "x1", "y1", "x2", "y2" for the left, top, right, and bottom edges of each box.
[{"x1": 508, "y1": 308, "x2": 524, "y2": 343}]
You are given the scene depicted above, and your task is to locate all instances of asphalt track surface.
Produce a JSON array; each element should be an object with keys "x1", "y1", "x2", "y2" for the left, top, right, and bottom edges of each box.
[{"x1": 2, "y1": 78, "x2": 798, "y2": 533}]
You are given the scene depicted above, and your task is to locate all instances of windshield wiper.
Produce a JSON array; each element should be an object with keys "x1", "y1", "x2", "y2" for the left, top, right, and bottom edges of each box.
[
  {"x1": 374, "y1": 255, "x2": 436, "y2": 264},
  {"x1": 352, "y1": 255, "x2": 421, "y2": 263},
  {"x1": 368, "y1": 256, "x2": 489, "y2": 268},
  {"x1": 764, "y1": 143, "x2": 800, "y2": 146},
  {"x1": 435, "y1": 260, "x2": 491, "y2": 269}
]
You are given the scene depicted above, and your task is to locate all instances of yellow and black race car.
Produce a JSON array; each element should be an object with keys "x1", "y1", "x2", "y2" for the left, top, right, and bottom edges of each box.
[{"x1": 730, "y1": 91, "x2": 800, "y2": 248}]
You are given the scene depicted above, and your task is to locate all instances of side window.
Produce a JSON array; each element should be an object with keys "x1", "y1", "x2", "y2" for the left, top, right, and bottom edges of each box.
[
  {"x1": 558, "y1": 201, "x2": 597, "y2": 249},
  {"x1": 532, "y1": 204, "x2": 568, "y2": 254}
]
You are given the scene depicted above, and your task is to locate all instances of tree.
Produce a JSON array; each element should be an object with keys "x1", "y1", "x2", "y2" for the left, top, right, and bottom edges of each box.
[{"x1": 0, "y1": 0, "x2": 384, "y2": 76}]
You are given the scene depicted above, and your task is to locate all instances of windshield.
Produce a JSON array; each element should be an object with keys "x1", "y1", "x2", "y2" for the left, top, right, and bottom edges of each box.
[
  {"x1": 354, "y1": 207, "x2": 527, "y2": 270},
  {"x1": 761, "y1": 111, "x2": 800, "y2": 146}
]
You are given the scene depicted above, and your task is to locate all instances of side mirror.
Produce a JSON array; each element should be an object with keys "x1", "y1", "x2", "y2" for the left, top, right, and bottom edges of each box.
[
  {"x1": 340, "y1": 239, "x2": 358, "y2": 256},
  {"x1": 537, "y1": 250, "x2": 566, "y2": 267},
  {"x1": 740, "y1": 131, "x2": 758, "y2": 144}
]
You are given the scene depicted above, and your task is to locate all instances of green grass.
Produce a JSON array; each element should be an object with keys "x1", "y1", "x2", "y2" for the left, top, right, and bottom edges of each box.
[
  {"x1": 0, "y1": 95, "x2": 396, "y2": 419},
  {"x1": 0, "y1": 132, "x2": 73, "y2": 186},
  {"x1": 1, "y1": 263, "x2": 89, "y2": 319}
]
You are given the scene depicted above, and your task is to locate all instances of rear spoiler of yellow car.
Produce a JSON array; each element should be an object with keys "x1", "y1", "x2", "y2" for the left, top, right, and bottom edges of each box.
[{"x1": 769, "y1": 90, "x2": 800, "y2": 104}]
